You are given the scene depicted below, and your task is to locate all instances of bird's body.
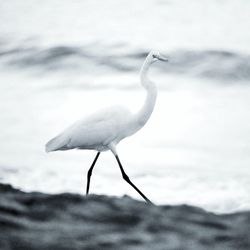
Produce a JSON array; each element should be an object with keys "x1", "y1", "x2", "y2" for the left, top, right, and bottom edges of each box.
[
  {"x1": 46, "y1": 50, "x2": 167, "y2": 204},
  {"x1": 46, "y1": 106, "x2": 133, "y2": 153}
]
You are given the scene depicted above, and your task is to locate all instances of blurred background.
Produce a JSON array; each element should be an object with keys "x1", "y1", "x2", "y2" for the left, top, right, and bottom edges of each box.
[{"x1": 0, "y1": 0, "x2": 250, "y2": 213}]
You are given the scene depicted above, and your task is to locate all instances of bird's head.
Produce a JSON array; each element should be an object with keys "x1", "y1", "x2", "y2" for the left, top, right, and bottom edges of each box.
[{"x1": 150, "y1": 50, "x2": 168, "y2": 62}]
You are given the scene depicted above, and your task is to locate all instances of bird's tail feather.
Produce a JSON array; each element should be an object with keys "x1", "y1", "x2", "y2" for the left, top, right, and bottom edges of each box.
[{"x1": 45, "y1": 134, "x2": 69, "y2": 152}]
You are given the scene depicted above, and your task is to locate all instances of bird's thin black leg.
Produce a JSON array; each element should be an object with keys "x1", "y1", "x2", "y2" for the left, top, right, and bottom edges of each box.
[
  {"x1": 115, "y1": 155, "x2": 154, "y2": 205},
  {"x1": 86, "y1": 152, "x2": 100, "y2": 195}
]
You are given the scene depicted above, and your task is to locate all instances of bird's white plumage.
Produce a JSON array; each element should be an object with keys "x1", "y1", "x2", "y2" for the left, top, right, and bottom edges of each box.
[
  {"x1": 45, "y1": 50, "x2": 168, "y2": 204},
  {"x1": 46, "y1": 106, "x2": 132, "y2": 152},
  {"x1": 45, "y1": 50, "x2": 167, "y2": 155}
]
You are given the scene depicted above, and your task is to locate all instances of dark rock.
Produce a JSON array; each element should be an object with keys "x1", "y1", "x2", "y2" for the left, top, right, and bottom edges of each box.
[{"x1": 0, "y1": 183, "x2": 249, "y2": 250}]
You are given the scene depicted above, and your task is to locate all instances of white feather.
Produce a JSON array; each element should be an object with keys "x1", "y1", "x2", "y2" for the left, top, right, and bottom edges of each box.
[{"x1": 45, "y1": 50, "x2": 167, "y2": 155}]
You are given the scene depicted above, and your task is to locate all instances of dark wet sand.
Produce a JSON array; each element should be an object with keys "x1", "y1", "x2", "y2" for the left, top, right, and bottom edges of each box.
[{"x1": 0, "y1": 183, "x2": 249, "y2": 250}]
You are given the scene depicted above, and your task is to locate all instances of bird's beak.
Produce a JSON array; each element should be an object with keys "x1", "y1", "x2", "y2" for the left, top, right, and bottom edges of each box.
[{"x1": 158, "y1": 54, "x2": 168, "y2": 62}]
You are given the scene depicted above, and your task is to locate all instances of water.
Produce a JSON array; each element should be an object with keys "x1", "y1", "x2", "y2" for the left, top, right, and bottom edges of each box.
[{"x1": 0, "y1": 0, "x2": 250, "y2": 213}]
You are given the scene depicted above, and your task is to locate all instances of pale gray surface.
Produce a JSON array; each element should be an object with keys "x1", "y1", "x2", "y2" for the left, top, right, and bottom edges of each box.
[{"x1": 1, "y1": 0, "x2": 250, "y2": 213}]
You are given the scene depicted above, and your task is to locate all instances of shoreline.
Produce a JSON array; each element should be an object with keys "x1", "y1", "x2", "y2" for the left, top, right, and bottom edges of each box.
[{"x1": 0, "y1": 183, "x2": 249, "y2": 250}]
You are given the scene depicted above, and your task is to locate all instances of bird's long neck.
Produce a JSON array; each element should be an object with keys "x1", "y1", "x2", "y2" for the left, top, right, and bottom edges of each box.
[{"x1": 133, "y1": 56, "x2": 157, "y2": 130}]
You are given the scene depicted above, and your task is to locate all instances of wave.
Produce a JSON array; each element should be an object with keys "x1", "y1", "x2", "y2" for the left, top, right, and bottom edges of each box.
[
  {"x1": 163, "y1": 50, "x2": 250, "y2": 82},
  {"x1": 0, "y1": 43, "x2": 250, "y2": 82}
]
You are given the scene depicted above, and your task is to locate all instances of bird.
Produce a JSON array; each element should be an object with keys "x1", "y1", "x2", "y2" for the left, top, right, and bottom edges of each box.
[{"x1": 45, "y1": 50, "x2": 168, "y2": 204}]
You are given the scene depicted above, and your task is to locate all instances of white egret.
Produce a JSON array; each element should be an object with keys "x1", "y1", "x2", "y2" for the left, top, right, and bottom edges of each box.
[{"x1": 45, "y1": 50, "x2": 168, "y2": 204}]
